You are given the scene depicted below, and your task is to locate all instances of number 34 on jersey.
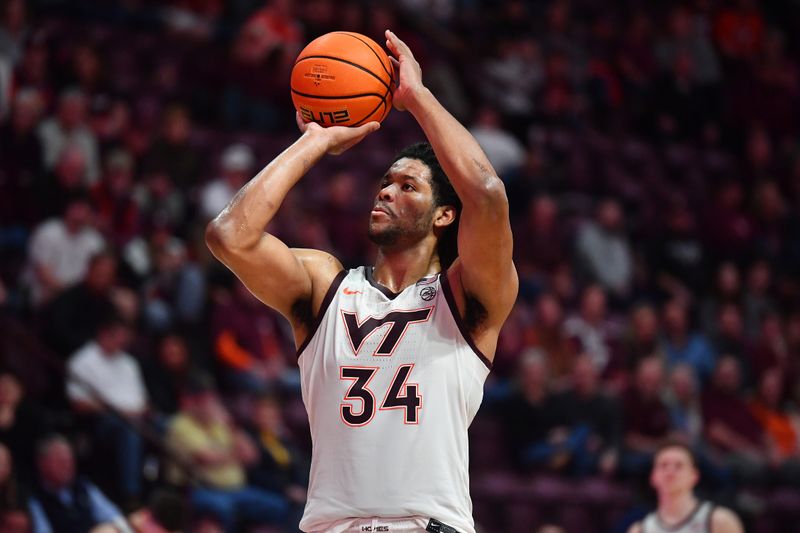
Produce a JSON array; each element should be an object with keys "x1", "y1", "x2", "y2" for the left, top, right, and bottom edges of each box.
[{"x1": 338, "y1": 307, "x2": 431, "y2": 427}]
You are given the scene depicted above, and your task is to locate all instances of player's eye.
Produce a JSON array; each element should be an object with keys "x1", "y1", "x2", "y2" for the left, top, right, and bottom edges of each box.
[{"x1": 402, "y1": 183, "x2": 415, "y2": 191}]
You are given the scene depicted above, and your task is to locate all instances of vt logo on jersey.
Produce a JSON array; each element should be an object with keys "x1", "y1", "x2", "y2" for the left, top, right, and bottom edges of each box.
[{"x1": 341, "y1": 308, "x2": 433, "y2": 356}]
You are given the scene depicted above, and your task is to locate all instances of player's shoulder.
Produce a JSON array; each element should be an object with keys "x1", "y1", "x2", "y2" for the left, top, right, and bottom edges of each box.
[
  {"x1": 709, "y1": 506, "x2": 744, "y2": 533},
  {"x1": 291, "y1": 249, "x2": 345, "y2": 284}
]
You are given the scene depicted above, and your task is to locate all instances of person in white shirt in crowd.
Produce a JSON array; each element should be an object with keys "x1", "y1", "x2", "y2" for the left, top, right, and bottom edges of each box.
[
  {"x1": 468, "y1": 106, "x2": 526, "y2": 177},
  {"x1": 66, "y1": 317, "x2": 147, "y2": 508},
  {"x1": 200, "y1": 143, "x2": 255, "y2": 220},
  {"x1": 26, "y1": 192, "x2": 104, "y2": 306},
  {"x1": 37, "y1": 87, "x2": 100, "y2": 184}
]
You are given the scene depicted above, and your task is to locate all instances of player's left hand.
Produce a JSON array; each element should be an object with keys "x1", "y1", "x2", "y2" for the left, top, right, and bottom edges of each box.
[{"x1": 385, "y1": 29, "x2": 424, "y2": 112}]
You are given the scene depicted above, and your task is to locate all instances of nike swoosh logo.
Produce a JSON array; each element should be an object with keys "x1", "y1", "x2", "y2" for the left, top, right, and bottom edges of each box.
[{"x1": 342, "y1": 288, "x2": 362, "y2": 295}]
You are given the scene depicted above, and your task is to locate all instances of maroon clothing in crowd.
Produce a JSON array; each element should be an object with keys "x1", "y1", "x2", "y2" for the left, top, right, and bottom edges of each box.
[
  {"x1": 702, "y1": 388, "x2": 765, "y2": 451},
  {"x1": 622, "y1": 388, "x2": 671, "y2": 440}
]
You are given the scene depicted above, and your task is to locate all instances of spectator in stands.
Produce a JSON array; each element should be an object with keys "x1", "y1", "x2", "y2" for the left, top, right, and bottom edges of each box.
[
  {"x1": 742, "y1": 259, "x2": 775, "y2": 339},
  {"x1": 664, "y1": 364, "x2": 703, "y2": 448},
  {"x1": 748, "y1": 367, "x2": 800, "y2": 486},
  {"x1": 0, "y1": 442, "x2": 30, "y2": 533},
  {"x1": 621, "y1": 357, "x2": 671, "y2": 477},
  {"x1": 654, "y1": 5, "x2": 721, "y2": 87},
  {"x1": 659, "y1": 298, "x2": 715, "y2": 383},
  {"x1": 499, "y1": 350, "x2": 561, "y2": 472},
  {"x1": 36, "y1": 143, "x2": 89, "y2": 222},
  {"x1": 12, "y1": 32, "x2": 52, "y2": 108},
  {"x1": 0, "y1": 0, "x2": 27, "y2": 66},
  {"x1": 67, "y1": 43, "x2": 109, "y2": 100},
  {"x1": 469, "y1": 106, "x2": 525, "y2": 178},
  {"x1": 26, "y1": 192, "x2": 105, "y2": 306},
  {"x1": 702, "y1": 181, "x2": 753, "y2": 262},
  {"x1": 479, "y1": 36, "x2": 543, "y2": 124},
  {"x1": 0, "y1": 284, "x2": 52, "y2": 399},
  {"x1": 246, "y1": 394, "x2": 308, "y2": 528},
  {"x1": 139, "y1": 224, "x2": 205, "y2": 332},
  {"x1": 574, "y1": 198, "x2": 633, "y2": 299},
  {"x1": 165, "y1": 374, "x2": 287, "y2": 532},
  {"x1": 564, "y1": 285, "x2": 616, "y2": 373},
  {"x1": 91, "y1": 149, "x2": 140, "y2": 247},
  {"x1": 27, "y1": 434, "x2": 128, "y2": 533},
  {"x1": 142, "y1": 332, "x2": 191, "y2": 421},
  {"x1": 40, "y1": 250, "x2": 119, "y2": 358},
  {"x1": 131, "y1": 170, "x2": 187, "y2": 237},
  {"x1": 513, "y1": 195, "x2": 567, "y2": 282},
  {"x1": 702, "y1": 356, "x2": 769, "y2": 485},
  {"x1": 620, "y1": 303, "x2": 662, "y2": 373},
  {"x1": 37, "y1": 88, "x2": 100, "y2": 184},
  {"x1": 752, "y1": 180, "x2": 790, "y2": 262},
  {"x1": 550, "y1": 355, "x2": 621, "y2": 476},
  {"x1": 701, "y1": 261, "x2": 742, "y2": 337},
  {"x1": 66, "y1": 317, "x2": 147, "y2": 505},
  {"x1": 647, "y1": 201, "x2": 707, "y2": 302},
  {"x1": 0, "y1": 88, "x2": 43, "y2": 227},
  {"x1": 750, "y1": 311, "x2": 795, "y2": 394},
  {"x1": 200, "y1": 143, "x2": 255, "y2": 221},
  {"x1": 212, "y1": 279, "x2": 292, "y2": 394},
  {"x1": 0, "y1": 372, "x2": 45, "y2": 483},
  {"x1": 144, "y1": 105, "x2": 200, "y2": 191},
  {"x1": 713, "y1": 304, "x2": 752, "y2": 364},
  {"x1": 527, "y1": 292, "x2": 577, "y2": 381}
]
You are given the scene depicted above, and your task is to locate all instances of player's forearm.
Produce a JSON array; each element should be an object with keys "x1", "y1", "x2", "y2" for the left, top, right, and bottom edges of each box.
[
  {"x1": 207, "y1": 131, "x2": 329, "y2": 251},
  {"x1": 407, "y1": 88, "x2": 506, "y2": 205}
]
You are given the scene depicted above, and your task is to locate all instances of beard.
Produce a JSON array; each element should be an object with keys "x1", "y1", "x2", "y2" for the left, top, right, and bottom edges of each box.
[
  {"x1": 367, "y1": 206, "x2": 435, "y2": 248},
  {"x1": 368, "y1": 223, "x2": 402, "y2": 246}
]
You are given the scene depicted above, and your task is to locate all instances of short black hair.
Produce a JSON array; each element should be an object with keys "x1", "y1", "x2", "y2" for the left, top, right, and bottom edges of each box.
[{"x1": 392, "y1": 142, "x2": 461, "y2": 269}]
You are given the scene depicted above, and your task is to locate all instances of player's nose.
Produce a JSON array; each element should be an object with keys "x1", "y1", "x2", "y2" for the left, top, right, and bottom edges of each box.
[{"x1": 378, "y1": 184, "x2": 395, "y2": 202}]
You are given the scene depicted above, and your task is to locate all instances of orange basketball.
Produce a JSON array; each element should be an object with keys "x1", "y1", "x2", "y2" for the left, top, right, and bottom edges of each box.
[{"x1": 291, "y1": 32, "x2": 393, "y2": 127}]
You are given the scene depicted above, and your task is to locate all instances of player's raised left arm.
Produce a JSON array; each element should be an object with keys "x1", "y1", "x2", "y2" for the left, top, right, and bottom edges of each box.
[
  {"x1": 385, "y1": 30, "x2": 517, "y2": 322},
  {"x1": 711, "y1": 507, "x2": 744, "y2": 533}
]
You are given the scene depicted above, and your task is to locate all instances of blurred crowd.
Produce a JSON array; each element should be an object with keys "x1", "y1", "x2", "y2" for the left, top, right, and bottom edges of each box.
[{"x1": 1, "y1": 0, "x2": 800, "y2": 532}]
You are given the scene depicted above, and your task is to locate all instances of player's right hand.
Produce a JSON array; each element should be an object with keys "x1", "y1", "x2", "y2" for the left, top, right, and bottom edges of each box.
[{"x1": 296, "y1": 112, "x2": 380, "y2": 155}]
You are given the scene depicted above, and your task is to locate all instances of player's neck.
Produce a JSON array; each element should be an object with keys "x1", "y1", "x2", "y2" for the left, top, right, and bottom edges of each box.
[
  {"x1": 658, "y1": 492, "x2": 698, "y2": 524},
  {"x1": 373, "y1": 244, "x2": 441, "y2": 294}
]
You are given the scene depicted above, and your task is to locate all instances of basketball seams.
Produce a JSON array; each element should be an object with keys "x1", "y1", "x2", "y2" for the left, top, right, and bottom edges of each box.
[
  {"x1": 332, "y1": 31, "x2": 393, "y2": 81},
  {"x1": 294, "y1": 55, "x2": 391, "y2": 93},
  {"x1": 291, "y1": 88, "x2": 387, "y2": 100},
  {"x1": 351, "y1": 99, "x2": 386, "y2": 127}
]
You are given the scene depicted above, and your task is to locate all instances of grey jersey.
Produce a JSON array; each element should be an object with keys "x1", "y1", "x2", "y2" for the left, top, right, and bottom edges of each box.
[{"x1": 642, "y1": 501, "x2": 714, "y2": 533}]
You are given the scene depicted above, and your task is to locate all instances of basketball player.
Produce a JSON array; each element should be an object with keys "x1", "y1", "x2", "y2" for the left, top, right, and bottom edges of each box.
[
  {"x1": 628, "y1": 442, "x2": 743, "y2": 533},
  {"x1": 205, "y1": 29, "x2": 517, "y2": 533}
]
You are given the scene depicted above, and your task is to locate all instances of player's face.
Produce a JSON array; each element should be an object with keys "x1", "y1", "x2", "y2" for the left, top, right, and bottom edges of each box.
[
  {"x1": 368, "y1": 158, "x2": 437, "y2": 247},
  {"x1": 650, "y1": 447, "x2": 699, "y2": 496}
]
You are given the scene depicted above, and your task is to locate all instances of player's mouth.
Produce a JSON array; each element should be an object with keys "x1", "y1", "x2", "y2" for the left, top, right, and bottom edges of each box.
[{"x1": 371, "y1": 205, "x2": 393, "y2": 217}]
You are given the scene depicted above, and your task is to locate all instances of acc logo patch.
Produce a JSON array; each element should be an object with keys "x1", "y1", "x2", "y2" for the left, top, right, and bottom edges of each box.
[{"x1": 420, "y1": 286, "x2": 437, "y2": 301}]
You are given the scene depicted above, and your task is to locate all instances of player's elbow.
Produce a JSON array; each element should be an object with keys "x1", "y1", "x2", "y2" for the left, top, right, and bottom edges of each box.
[
  {"x1": 464, "y1": 177, "x2": 508, "y2": 212},
  {"x1": 205, "y1": 218, "x2": 252, "y2": 257},
  {"x1": 205, "y1": 219, "x2": 227, "y2": 255}
]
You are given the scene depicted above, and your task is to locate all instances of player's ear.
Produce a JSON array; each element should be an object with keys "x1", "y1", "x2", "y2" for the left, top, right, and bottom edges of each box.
[{"x1": 433, "y1": 205, "x2": 456, "y2": 229}]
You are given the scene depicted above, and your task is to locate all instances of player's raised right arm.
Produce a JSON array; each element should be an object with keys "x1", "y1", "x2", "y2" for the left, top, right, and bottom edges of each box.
[{"x1": 205, "y1": 117, "x2": 380, "y2": 327}]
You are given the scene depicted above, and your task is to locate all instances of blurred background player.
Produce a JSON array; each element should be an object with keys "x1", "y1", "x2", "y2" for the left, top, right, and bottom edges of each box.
[{"x1": 628, "y1": 442, "x2": 743, "y2": 533}]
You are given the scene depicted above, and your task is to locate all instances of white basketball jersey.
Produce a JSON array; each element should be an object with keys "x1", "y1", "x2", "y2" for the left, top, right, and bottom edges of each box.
[
  {"x1": 297, "y1": 266, "x2": 491, "y2": 533},
  {"x1": 642, "y1": 501, "x2": 714, "y2": 533}
]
